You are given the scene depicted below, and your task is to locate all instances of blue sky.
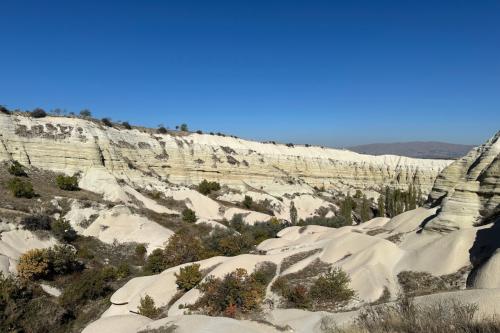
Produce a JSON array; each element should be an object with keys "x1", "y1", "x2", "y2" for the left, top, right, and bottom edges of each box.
[{"x1": 0, "y1": 1, "x2": 498, "y2": 146}]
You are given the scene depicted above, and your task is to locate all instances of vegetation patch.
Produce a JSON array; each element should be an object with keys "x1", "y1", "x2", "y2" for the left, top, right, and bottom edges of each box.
[
  {"x1": 280, "y1": 248, "x2": 322, "y2": 273},
  {"x1": 397, "y1": 267, "x2": 470, "y2": 297}
]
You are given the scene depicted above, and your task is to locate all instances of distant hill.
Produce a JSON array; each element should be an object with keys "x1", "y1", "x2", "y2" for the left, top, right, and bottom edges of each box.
[{"x1": 347, "y1": 141, "x2": 474, "y2": 159}]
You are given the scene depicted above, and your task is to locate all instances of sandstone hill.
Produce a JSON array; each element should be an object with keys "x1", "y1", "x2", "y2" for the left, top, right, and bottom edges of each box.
[{"x1": 0, "y1": 112, "x2": 498, "y2": 333}]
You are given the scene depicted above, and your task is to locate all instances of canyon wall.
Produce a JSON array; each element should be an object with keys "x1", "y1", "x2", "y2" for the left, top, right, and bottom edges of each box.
[{"x1": 0, "y1": 114, "x2": 451, "y2": 196}]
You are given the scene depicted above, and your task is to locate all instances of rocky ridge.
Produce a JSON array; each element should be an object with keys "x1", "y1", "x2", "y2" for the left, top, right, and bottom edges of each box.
[{"x1": 0, "y1": 113, "x2": 452, "y2": 196}]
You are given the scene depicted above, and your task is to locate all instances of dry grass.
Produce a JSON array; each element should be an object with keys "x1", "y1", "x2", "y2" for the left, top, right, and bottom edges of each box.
[
  {"x1": 280, "y1": 248, "x2": 322, "y2": 273},
  {"x1": 322, "y1": 295, "x2": 500, "y2": 333}
]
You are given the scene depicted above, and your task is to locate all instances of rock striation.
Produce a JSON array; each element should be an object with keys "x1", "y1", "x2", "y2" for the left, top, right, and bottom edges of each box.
[
  {"x1": 0, "y1": 114, "x2": 451, "y2": 196},
  {"x1": 425, "y1": 131, "x2": 500, "y2": 231}
]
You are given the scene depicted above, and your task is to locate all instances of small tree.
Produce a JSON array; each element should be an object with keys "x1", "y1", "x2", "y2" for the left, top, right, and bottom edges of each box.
[
  {"x1": 242, "y1": 195, "x2": 253, "y2": 209},
  {"x1": 182, "y1": 208, "x2": 197, "y2": 223},
  {"x1": 101, "y1": 118, "x2": 113, "y2": 127},
  {"x1": 135, "y1": 244, "x2": 147, "y2": 260},
  {"x1": 175, "y1": 263, "x2": 203, "y2": 291},
  {"x1": 0, "y1": 105, "x2": 12, "y2": 115},
  {"x1": 79, "y1": 109, "x2": 92, "y2": 118},
  {"x1": 378, "y1": 195, "x2": 385, "y2": 217},
  {"x1": 51, "y1": 218, "x2": 77, "y2": 242},
  {"x1": 56, "y1": 175, "x2": 79, "y2": 191},
  {"x1": 360, "y1": 195, "x2": 370, "y2": 222},
  {"x1": 20, "y1": 214, "x2": 51, "y2": 231},
  {"x1": 309, "y1": 267, "x2": 356, "y2": 309},
  {"x1": 31, "y1": 108, "x2": 47, "y2": 118},
  {"x1": 17, "y1": 249, "x2": 50, "y2": 280},
  {"x1": 8, "y1": 160, "x2": 27, "y2": 176},
  {"x1": 197, "y1": 179, "x2": 221, "y2": 195},
  {"x1": 122, "y1": 121, "x2": 132, "y2": 129},
  {"x1": 138, "y1": 294, "x2": 161, "y2": 318},
  {"x1": 7, "y1": 178, "x2": 35, "y2": 198},
  {"x1": 157, "y1": 126, "x2": 167, "y2": 134},
  {"x1": 180, "y1": 123, "x2": 188, "y2": 131},
  {"x1": 289, "y1": 201, "x2": 298, "y2": 224}
]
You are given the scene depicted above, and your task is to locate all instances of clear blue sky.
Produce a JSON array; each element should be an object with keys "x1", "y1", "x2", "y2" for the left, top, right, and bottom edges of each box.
[{"x1": 0, "y1": 1, "x2": 498, "y2": 146}]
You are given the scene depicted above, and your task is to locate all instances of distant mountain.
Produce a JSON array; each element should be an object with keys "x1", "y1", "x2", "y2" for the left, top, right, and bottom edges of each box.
[{"x1": 347, "y1": 141, "x2": 474, "y2": 159}]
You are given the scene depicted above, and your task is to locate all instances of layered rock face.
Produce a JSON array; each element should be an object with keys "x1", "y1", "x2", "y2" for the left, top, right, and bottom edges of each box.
[
  {"x1": 0, "y1": 114, "x2": 451, "y2": 195},
  {"x1": 425, "y1": 131, "x2": 500, "y2": 231}
]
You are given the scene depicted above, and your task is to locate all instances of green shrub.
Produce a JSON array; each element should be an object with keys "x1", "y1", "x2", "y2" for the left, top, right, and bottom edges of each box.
[
  {"x1": 116, "y1": 263, "x2": 131, "y2": 279},
  {"x1": 242, "y1": 195, "x2": 253, "y2": 209},
  {"x1": 286, "y1": 284, "x2": 311, "y2": 309},
  {"x1": 197, "y1": 179, "x2": 221, "y2": 195},
  {"x1": 122, "y1": 121, "x2": 132, "y2": 129},
  {"x1": 309, "y1": 267, "x2": 356, "y2": 309},
  {"x1": 21, "y1": 214, "x2": 51, "y2": 231},
  {"x1": 194, "y1": 268, "x2": 266, "y2": 317},
  {"x1": 101, "y1": 118, "x2": 113, "y2": 127},
  {"x1": 0, "y1": 105, "x2": 12, "y2": 115},
  {"x1": 47, "y1": 244, "x2": 82, "y2": 276},
  {"x1": 60, "y1": 268, "x2": 114, "y2": 307},
  {"x1": 50, "y1": 218, "x2": 77, "y2": 242},
  {"x1": 175, "y1": 263, "x2": 202, "y2": 291},
  {"x1": 135, "y1": 244, "x2": 147, "y2": 259},
  {"x1": 31, "y1": 108, "x2": 47, "y2": 118},
  {"x1": 79, "y1": 109, "x2": 92, "y2": 118},
  {"x1": 298, "y1": 215, "x2": 349, "y2": 228},
  {"x1": 157, "y1": 126, "x2": 167, "y2": 134},
  {"x1": 7, "y1": 178, "x2": 35, "y2": 198},
  {"x1": 182, "y1": 208, "x2": 197, "y2": 223},
  {"x1": 138, "y1": 294, "x2": 161, "y2": 319},
  {"x1": 8, "y1": 160, "x2": 27, "y2": 176},
  {"x1": 180, "y1": 123, "x2": 188, "y2": 132},
  {"x1": 56, "y1": 174, "x2": 79, "y2": 191},
  {"x1": 144, "y1": 249, "x2": 166, "y2": 274}
]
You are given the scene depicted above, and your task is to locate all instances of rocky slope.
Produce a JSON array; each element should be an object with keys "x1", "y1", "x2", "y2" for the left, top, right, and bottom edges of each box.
[
  {"x1": 0, "y1": 113, "x2": 451, "y2": 196},
  {"x1": 425, "y1": 131, "x2": 500, "y2": 231}
]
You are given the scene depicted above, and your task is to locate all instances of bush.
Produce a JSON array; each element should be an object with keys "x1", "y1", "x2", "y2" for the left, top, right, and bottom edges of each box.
[
  {"x1": 135, "y1": 244, "x2": 147, "y2": 259},
  {"x1": 144, "y1": 248, "x2": 166, "y2": 274},
  {"x1": 56, "y1": 174, "x2": 79, "y2": 191},
  {"x1": 0, "y1": 105, "x2": 12, "y2": 115},
  {"x1": 180, "y1": 123, "x2": 188, "y2": 132},
  {"x1": 309, "y1": 267, "x2": 356, "y2": 309},
  {"x1": 116, "y1": 263, "x2": 131, "y2": 279},
  {"x1": 194, "y1": 268, "x2": 266, "y2": 317},
  {"x1": 175, "y1": 263, "x2": 202, "y2": 291},
  {"x1": 31, "y1": 108, "x2": 47, "y2": 118},
  {"x1": 17, "y1": 249, "x2": 50, "y2": 280},
  {"x1": 182, "y1": 208, "x2": 197, "y2": 223},
  {"x1": 79, "y1": 109, "x2": 92, "y2": 118},
  {"x1": 8, "y1": 160, "x2": 27, "y2": 176},
  {"x1": 60, "y1": 268, "x2": 114, "y2": 307},
  {"x1": 157, "y1": 126, "x2": 167, "y2": 134},
  {"x1": 197, "y1": 179, "x2": 221, "y2": 195},
  {"x1": 138, "y1": 295, "x2": 161, "y2": 319},
  {"x1": 122, "y1": 121, "x2": 132, "y2": 129},
  {"x1": 327, "y1": 295, "x2": 500, "y2": 333},
  {"x1": 298, "y1": 215, "x2": 349, "y2": 229},
  {"x1": 242, "y1": 195, "x2": 253, "y2": 209},
  {"x1": 50, "y1": 218, "x2": 77, "y2": 242},
  {"x1": 144, "y1": 232, "x2": 206, "y2": 274},
  {"x1": 101, "y1": 118, "x2": 113, "y2": 127},
  {"x1": 47, "y1": 244, "x2": 82, "y2": 276},
  {"x1": 21, "y1": 214, "x2": 52, "y2": 231},
  {"x1": 286, "y1": 284, "x2": 311, "y2": 309},
  {"x1": 196, "y1": 130, "x2": 203, "y2": 134},
  {"x1": 7, "y1": 178, "x2": 35, "y2": 198}
]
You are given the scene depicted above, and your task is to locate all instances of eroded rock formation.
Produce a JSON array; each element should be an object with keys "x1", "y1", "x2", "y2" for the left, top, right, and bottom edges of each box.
[
  {"x1": 425, "y1": 131, "x2": 500, "y2": 231},
  {"x1": 0, "y1": 114, "x2": 451, "y2": 196}
]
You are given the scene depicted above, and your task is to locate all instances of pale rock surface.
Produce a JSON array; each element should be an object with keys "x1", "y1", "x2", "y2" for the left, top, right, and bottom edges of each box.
[
  {"x1": 426, "y1": 131, "x2": 500, "y2": 231},
  {"x1": 0, "y1": 228, "x2": 57, "y2": 274},
  {"x1": 82, "y1": 205, "x2": 173, "y2": 253},
  {"x1": 0, "y1": 114, "x2": 451, "y2": 197},
  {"x1": 471, "y1": 249, "x2": 500, "y2": 289}
]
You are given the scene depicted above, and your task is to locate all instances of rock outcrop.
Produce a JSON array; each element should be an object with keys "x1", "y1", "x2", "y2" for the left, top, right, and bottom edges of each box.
[
  {"x1": 425, "y1": 131, "x2": 500, "y2": 231},
  {"x1": 0, "y1": 114, "x2": 451, "y2": 196}
]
